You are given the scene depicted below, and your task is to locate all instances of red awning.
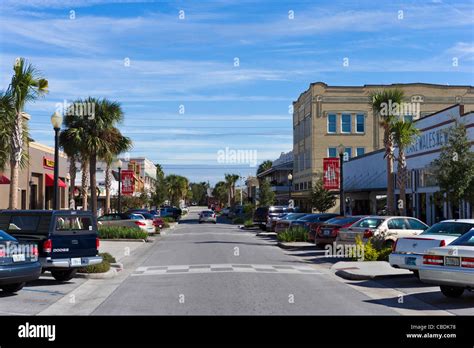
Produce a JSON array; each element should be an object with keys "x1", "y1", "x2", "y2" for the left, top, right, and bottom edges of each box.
[
  {"x1": 45, "y1": 173, "x2": 67, "y2": 188},
  {"x1": 0, "y1": 174, "x2": 10, "y2": 184}
]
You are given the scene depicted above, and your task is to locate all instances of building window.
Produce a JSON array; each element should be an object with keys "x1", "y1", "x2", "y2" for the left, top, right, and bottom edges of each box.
[
  {"x1": 303, "y1": 182, "x2": 307, "y2": 190},
  {"x1": 404, "y1": 115, "x2": 413, "y2": 123},
  {"x1": 356, "y1": 114, "x2": 365, "y2": 133},
  {"x1": 356, "y1": 147, "x2": 365, "y2": 157},
  {"x1": 344, "y1": 147, "x2": 352, "y2": 161},
  {"x1": 341, "y1": 114, "x2": 351, "y2": 133},
  {"x1": 327, "y1": 114, "x2": 336, "y2": 133},
  {"x1": 328, "y1": 147, "x2": 337, "y2": 158},
  {"x1": 305, "y1": 150, "x2": 311, "y2": 169}
]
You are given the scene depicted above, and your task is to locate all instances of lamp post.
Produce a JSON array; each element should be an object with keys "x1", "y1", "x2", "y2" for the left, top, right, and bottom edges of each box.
[
  {"x1": 287, "y1": 172, "x2": 293, "y2": 206},
  {"x1": 337, "y1": 144, "x2": 345, "y2": 216},
  {"x1": 114, "y1": 159, "x2": 123, "y2": 213},
  {"x1": 50, "y1": 112, "x2": 63, "y2": 210}
]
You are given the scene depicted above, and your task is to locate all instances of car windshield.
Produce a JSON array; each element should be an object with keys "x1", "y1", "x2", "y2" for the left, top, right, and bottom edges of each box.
[
  {"x1": 325, "y1": 217, "x2": 361, "y2": 226},
  {"x1": 129, "y1": 214, "x2": 144, "y2": 220},
  {"x1": 283, "y1": 213, "x2": 307, "y2": 220},
  {"x1": 269, "y1": 208, "x2": 285, "y2": 214},
  {"x1": 352, "y1": 218, "x2": 384, "y2": 228},
  {"x1": 141, "y1": 213, "x2": 154, "y2": 219},
  {"x1": 421, "y1": 222, "x2": 474, "y2": 237},
  {"x1": 450, "y1": 229, "x2": 474, "y2": 246}
]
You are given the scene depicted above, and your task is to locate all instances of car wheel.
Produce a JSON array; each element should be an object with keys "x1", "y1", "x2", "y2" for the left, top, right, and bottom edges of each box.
[
  {"x1": 440, "y1": 285, "x2": 464, "y2": 298},
  {"x1": 1, "y1": 282, "x2": 25, "y2": 293},
  {"x1": 259, "y1": 225, "x2": 267, "y2": 231},
  {"x1": 213, "y1": 221, "x2": 217, "y2": 224},
  {"x1": 51, "y1": 269, "x2": 77, "y2": 282}
]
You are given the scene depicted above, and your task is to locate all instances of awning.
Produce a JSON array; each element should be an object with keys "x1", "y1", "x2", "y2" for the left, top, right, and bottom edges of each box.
[
  {"x1": 0, "y1": 174, "x2": 10, "y2": 184},
  {"x1": 45, "y1": 173, "x2": 67, "y2": 188}
]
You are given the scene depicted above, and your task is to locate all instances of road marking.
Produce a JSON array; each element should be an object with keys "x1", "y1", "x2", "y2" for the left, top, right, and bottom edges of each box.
[
  {"x1": 132, "y1": 263, "x2": 325, "y2": 276},
  {"x1": 168, "y1": 232, "x2": 256, "y2": 237}
]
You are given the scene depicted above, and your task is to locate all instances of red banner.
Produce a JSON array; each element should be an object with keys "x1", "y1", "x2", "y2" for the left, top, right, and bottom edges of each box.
[
  {"x1": 323, "y1": 158, "x2": 340, "y2": 190},
  {"x1": 121, "y1": 170, "x2": 135, "y2": 195}
]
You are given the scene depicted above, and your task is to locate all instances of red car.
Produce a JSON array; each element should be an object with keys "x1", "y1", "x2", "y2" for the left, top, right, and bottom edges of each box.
[{"x1": 314, "y1": 216, "x2": 367, "y2": 247}]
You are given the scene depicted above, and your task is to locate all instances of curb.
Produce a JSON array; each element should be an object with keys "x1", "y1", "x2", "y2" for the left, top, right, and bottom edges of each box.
[
  {"x1": 76, "y1": 267, "x2": 117, "y2": 279},
  {"x1": 100, "y1": 239, "x2": 147, "y2": 242},
  {"x1": 277, "y1": 242, "x2": 318, "y2": 250}
]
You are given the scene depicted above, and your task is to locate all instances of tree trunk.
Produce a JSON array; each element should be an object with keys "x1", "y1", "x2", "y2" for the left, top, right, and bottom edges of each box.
[
  {"x1": 69, "y1": 157, "x2": 77, "y2": 201},
  {"x1": 89, "y1": 154, "x2": 97, "y2": 217},
  {"x1": 8, "y1": 112, "x2": 23, "y2": 209},
  {"x1": 397, "y1": 147, "x2": 407, "y2": 216},
  {"x1": 81, "y1": 160, "x2": 89, "y2": 210},
  {"x1": 104, "y1": 161, "x2": 111, "y2": 214}
]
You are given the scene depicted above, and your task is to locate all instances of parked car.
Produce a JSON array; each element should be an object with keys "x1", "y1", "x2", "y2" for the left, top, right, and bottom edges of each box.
[
  {"x1": 0, "y1": 210, "x2": 102, "y2": 281},
  {"x1": 266, "y1": 213, "x2": 290, "y2": 232},
  {"x1": 419, "y1": 228, "x2": 474, "y2": 298},
  {"x1": 132, "y1": 212, "x2": 164, "y2": 230},
  {"x1": 98, "y1": 213, "x2": 155, "y2": 234},
  {"x1": 337, "y1": 216, "x2": 429, "y2": 248},
  {"x1": 390, "y1": 220, "x2": 474, "y2": 275},
  {"x1": 274, "y1": 213, "x2": 309, "y2": 234},
  {"x1": 199, "y1": 210, "x2": 217, "y2": 224},
  {"x1": 314, "y1": 216, "x2": 367, "y2": 246},
  {"x1": 228, "y1": 206, "x2": 244, "y2": 219},
  {"x1": 264, "y1": 206, "x2": 296, "y2": 232},
  {"x1": 0, "y1": 230, "x2": 41, "y2": 293},
  {"x1": 290, "y1": 213, "x2": 339, "y2": 241},
  {"x1": 160, "y1": 207, "x2": 182, "y2": 220}
]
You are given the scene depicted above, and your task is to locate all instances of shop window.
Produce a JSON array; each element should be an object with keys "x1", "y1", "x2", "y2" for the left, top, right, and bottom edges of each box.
[
  {"x1": 356, "y1": 114, "x2": 365, "y2": 133},
  {"x1": 327, "y1": 114, "x2": 336, "y2": 133},
  {"x1": 328, "y1": 147, "x2": 337, "y2": 158},
  {"x1": 356, "y1": 147, "x2": 365, "y2": 157}
]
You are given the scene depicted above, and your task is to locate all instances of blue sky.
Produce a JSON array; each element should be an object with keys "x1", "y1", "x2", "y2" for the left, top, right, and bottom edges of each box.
[{"x1": 0, "y1": 0, "x2": 473, "y2": 185}]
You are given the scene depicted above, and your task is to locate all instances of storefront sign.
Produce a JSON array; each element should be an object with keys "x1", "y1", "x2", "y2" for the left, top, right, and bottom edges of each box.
[
  {"x1": 43, "y1": 157, "x2": 54, "y2": 170},
  {"x1": 406, "y1": 127, "x2": 449, "y2": 156},
  {"x1": 323, "y1": 158, "x2": 340, "y2": 190},
  {"x1": 121, "y1": 170, "x2": 134, "y2": 195}
]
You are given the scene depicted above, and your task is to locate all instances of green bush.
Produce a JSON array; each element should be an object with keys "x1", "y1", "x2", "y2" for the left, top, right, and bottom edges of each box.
[
  {"x1": 162, "y1": 217, "x2": 176, "y2": 223},
  {"x1": 377, "y1": 247, "x2": 393, "y2": 261},
  {"x1": 98, "y1": 226, "x2": 148, "y2": 240},
  {"x1": 277, "y1": 227, "x2": 309, "y2": 242},
  {"x1": 232, "y1": 217, "x2": 245, "y2": 225},
  {"x1": 100, "y1": 252, "x2": 116, "y2": 264},
  {"x1": 355, "y1": 236, "x2": 393, "y2": 261},
  {"x1": 77, "y1": 253, "x2": 113, "y2": 273},
  {"x1": 244, "y1": 219, "x2": 254, "y2": 228}
]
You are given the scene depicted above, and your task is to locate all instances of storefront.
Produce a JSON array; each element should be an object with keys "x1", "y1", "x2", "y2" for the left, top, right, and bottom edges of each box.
[
  {"x1": 0, "y1": 142, "x2": 69, "y2": 210},
  {"x1": 343, "y1": 104, "x2": 474, "y2": 225}
]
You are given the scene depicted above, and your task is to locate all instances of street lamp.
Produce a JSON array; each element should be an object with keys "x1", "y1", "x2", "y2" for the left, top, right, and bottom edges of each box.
[
  {"x1": 50, "y1": 112, "x2": 63, "y2": 210},
  {"x1": 287, "y1": 172, "x2": 293, "y2": 206},
  {"x1": 337, "y1": 144, "x2": 345, "y2": 216},
  {"x1": 114, "y1": 159, "x2": 123, "y2": 213}
]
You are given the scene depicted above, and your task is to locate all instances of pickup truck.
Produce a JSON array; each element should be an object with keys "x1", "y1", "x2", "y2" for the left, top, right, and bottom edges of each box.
[{"x1": 0, "y1": 210, "x2": 102, "y2": 281}]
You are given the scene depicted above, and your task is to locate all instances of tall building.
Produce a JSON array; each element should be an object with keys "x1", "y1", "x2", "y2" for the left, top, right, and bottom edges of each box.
[{"x1": 292, "y1": 82, "x2": 474, "y2": 212}]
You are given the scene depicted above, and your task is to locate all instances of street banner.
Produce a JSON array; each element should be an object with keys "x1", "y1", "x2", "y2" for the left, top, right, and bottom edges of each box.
[
  {"x1": 121, "y1": 170, "x2": 134, "y2": 195},
  {"x1": 323, "y1": 158, "x2": 340, "y2": 190}
]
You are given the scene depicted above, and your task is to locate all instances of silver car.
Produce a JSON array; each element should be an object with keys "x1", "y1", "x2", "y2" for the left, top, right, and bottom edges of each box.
[{"x1": 199, "y1": 210, "x2": 217, "y2": 224}]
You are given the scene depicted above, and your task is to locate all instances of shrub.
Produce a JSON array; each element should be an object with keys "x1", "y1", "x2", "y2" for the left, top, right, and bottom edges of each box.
[
  {"x1": 244, "y1": 219, "x2": 254, "y2": 228},
  {"x1": 162, "y1": 217, "x2": 176, "y2": 223},
  {"x1": 277, "y1": 227, "x2": 309, "y2": 242},
  {"x1": 355, "y1": 236, "x2": 394, "y2": 262},
  {"x1": 232, "y1": 217, "x2": 245, "y2": 225},
  {"x1": 377, "y1": 247, "x2": 393, "y2": 261},
  {"x1": 100, "y1": 252, "x2": 116, "y2": 264},
  {"x1": 98, "y1": 226, "x2": 148, "y2": 240},
  {"x1": 77, "y1": 253, "x2": 113, "y2": 274}
]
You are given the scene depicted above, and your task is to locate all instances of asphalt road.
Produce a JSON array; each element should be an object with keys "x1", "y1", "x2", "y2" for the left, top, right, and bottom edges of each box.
[{"x1": 93, "y1": 207, "x2": 398, "y2": 315}]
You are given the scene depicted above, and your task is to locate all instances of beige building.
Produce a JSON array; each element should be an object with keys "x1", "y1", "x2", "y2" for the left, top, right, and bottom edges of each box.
[
  {"x1": 292, "y1": 82, "x2": 474, "y2": 212},
  {"x1": 0, "y1": 142, "x2": 69, "y2": 210}
]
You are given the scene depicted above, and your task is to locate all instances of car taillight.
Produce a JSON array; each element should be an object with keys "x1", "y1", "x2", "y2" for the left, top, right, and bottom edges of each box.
[
  {"x1": 461, "y1": 257, "x2": 474, "y2": 268},
  {"x1": 134, "y1": 221, "x2": 146, "y2": 226},
  {"x1": 332, "y1": 227, "x2": 339, "y2": 236},
  {"x1": 439, "y1": 240, "x2": 446, "y2": 247},
  {"x1": 0, "y1": 249, "x2": 5, "y2": 257},
  {"x1": 96, "y1": 238, "x2": 100, "y2": 250},
  {"x1": 392, "y1": 239, "x2": 398, "y2": 252},
  {"x1": 43, "y1": 239, "x2": 52, "y2": 253},
  {"x1": 32, "y1": 245, "x2": 39, "y2": 256},
  {"x1": 363, "y1": 229, "x2": 373, "y2": 238},
  {"x1": 423, "y1": 255, "x2": 444, "y2": 265}
]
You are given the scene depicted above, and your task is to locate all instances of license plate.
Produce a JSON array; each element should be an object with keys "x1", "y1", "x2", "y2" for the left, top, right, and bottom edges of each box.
[
  {"x1": 12, "y1": 254, "x2": 25, "y2": 262},
  {"x1": 70, "y1": 258, "x2": 82, "y2": 266},
  {"x1": 405, "y1": 257, "x2": 417, "y2": 266},
  {"x1": 445, "y1": 256, "x2": 460, "y2": 267},
  {"x1": 323, "y1": 229, "x2": 331, "y2": 236}
]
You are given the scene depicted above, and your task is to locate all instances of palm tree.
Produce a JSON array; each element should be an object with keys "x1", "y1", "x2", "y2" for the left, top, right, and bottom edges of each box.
[
  {"x1": 6, "y1": 58, "x2": 48, "y2": 209},
  {"x1": 0, "y1": 92, "x2": 14, "y2": 171},
  {"x1": 369, "y1": 88, "x2": 404, "y2": 215},
  {"x1": 59, "y1": 97, "x2": 127, "y2": 217},
  {"x1": 102, "y1": 128, "x2": 131, "y2": 213},
  {"x1": 257, "y1": 160, "x2": 272, "y2": 175},
  {"x1": 224, "y1": 173, "x2": 240, "y2": 206},
  {"x1": 392, "y1": 119, "x2": 420, "y2": 215},
  {"x1": 165, "y1": 174, "x2": 188, "y2": 206}
]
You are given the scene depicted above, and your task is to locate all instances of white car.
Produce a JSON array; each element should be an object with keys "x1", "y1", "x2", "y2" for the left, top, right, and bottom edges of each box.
[
  {"x1": 337, "y1": 216, "x2": 428, "y2": 248},
  {"x1": 199, "y1": 210, "x2": 217, "y2": 224},
  {"x1": 97, "y1": 213, "x2": 156, "y2": 234},
  {"x1": 419, "y1": 228, "x2": 474, "y2": 298},
  {"x1": 390, "y1": 220, "x2": 474, "y2": 274}
]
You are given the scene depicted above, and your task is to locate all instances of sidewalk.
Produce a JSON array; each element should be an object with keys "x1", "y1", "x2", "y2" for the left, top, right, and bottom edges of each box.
[
  {"x1": 331, "y1": 261, "x2": 413, "y2": 280},
  {"x1": 100, "y1": 240, "x2": 148, "y2": 262},
  {"x1": 277, "y1": 241, "x2": 317, "y2": 250}
]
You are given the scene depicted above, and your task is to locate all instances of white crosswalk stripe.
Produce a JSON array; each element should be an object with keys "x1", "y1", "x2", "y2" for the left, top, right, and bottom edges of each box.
[{"x1": 132, "y1": 264, "x2": 324, "y2": 276}]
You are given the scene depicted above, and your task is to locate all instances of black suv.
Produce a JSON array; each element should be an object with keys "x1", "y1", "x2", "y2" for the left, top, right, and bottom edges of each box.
[{"x1": 0, "y1": 210, "x2": 102, "y2": 281}]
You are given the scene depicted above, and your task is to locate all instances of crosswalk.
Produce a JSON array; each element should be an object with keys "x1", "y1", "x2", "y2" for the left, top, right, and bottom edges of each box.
[{"x1": 132, "y1": 263, "x2": 324, "y2": 276}]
